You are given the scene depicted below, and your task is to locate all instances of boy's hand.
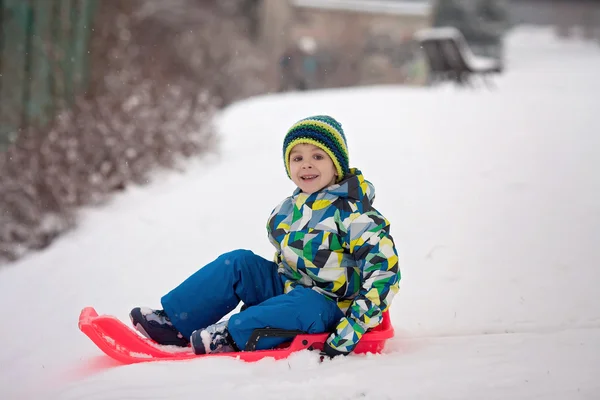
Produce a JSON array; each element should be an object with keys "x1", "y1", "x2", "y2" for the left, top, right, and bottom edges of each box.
[
  {"x1": 321, "y1": 341, "x2": 349, "y2": 359},
  {"x1": 326, "y1": 316, "x2": 366, "y2": 354}
]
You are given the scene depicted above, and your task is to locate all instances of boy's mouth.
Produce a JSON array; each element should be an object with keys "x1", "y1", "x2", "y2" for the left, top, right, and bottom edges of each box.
[{"x1": 300, "y1": 175, "x2": 319, "y2": 181}]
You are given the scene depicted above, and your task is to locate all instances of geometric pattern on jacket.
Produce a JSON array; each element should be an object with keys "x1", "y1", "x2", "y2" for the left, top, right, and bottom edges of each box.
[{"x1": 267, "y1": 168, "x2": 401, "y2": 353}]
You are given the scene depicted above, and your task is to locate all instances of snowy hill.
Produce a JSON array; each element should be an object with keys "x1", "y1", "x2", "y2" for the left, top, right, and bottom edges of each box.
[{"x1": 1, "y1": 27, "x2": 599, "y2": 399}]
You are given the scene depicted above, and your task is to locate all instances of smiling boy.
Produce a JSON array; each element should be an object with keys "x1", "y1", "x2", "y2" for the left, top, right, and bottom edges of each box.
[{"x1": 130, "y1": 115, "x2": 400, "y2": 357}]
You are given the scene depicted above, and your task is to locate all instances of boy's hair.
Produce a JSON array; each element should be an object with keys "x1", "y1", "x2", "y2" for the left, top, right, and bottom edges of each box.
[{"x1": 283, "y1": 115, "x2": 350, "y2": 182}]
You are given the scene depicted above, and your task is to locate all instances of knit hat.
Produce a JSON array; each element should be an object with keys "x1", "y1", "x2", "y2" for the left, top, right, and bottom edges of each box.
[{"x1": 283, "y1": 115, "x2": 350, "y2": 182}]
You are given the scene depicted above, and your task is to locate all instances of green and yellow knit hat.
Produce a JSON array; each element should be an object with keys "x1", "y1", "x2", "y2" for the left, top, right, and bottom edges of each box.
[{"x1": 283, "y1": 115, "x2": 350, "y2": 182}]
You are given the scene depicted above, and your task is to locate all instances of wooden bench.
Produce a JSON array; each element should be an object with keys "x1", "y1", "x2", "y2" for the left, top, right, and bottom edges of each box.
[{"x1": 414, "y1": 27, "x2": 504, "y2": 87}]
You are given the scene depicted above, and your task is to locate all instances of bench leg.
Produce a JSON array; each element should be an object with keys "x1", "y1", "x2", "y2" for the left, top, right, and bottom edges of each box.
[{"x1": 481, "y1": 73, "x2": 497, "y2": 90}]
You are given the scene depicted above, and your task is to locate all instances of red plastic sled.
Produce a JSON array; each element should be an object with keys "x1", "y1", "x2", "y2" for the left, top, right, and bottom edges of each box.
[{"x1": 79, "y1": 307, "x2": 394, "y2": 364}]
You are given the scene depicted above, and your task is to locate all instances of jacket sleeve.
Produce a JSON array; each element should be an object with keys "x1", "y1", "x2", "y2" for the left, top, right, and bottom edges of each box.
[
  {"x1": 266, "y1": 198, "x2": 299, "y2": 294},
  {"x1": 266, "y1": 198, "x2": 289, "y2": 256},
  {"x1": 325, "y1": 209, "x2": 400, "y2": 355}
]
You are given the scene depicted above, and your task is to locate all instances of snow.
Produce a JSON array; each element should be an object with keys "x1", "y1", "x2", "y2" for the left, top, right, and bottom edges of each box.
[
  {"x1": 414, "y1": 26, "x2": 464, "y2": 41},
  {"x1": 1, "y1": 26, "x2": 600, "y2": 399},
  {"x1": 292, "y1": 0, "x2": 432, "y2": 17}
]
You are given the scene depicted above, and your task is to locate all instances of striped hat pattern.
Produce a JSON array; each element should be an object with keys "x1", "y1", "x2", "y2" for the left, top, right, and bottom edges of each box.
[{"x1": 283, "y1": 115, "x2": 350, "y2": 182}]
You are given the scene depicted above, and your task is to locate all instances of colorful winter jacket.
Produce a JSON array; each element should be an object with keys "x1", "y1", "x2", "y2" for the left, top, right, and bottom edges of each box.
[{"x1": 267, "y1": 168, "x2": 400, "y2": 353}]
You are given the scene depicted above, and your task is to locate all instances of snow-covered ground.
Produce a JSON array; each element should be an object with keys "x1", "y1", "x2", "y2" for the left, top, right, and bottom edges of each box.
[{"x1": 1, "y1": 27, "x2": 599, "y2": 399}]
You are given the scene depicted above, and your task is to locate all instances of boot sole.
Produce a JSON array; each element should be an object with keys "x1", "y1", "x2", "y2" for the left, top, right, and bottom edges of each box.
[{"x1": 129, "y1": 308, "x2": 189, "y2": 347}]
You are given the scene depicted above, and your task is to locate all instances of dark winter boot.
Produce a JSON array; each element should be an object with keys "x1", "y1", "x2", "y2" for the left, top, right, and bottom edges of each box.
[
  {"x1": 129, "y1": 307, "x2": 189, "y2": 347},
  {"x1": 190, "y1": 320, "x2": 238, "y2": 355}
]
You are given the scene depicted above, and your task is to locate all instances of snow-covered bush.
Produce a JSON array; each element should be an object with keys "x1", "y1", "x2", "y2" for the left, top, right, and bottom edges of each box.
[{"x1": 0, "y1": 0, "x2": 268, "y2": 264}]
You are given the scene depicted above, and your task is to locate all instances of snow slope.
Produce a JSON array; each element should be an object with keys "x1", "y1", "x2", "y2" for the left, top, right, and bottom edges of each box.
[{"x1": 1, "y1": 27, "x2": 599, "y2": 399}]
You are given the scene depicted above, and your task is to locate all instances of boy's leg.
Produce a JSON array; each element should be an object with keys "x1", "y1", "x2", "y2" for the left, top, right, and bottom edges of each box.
[
  {"x1": 161, "y1": 249, "x2": 284, "y2": 338},
  {"x1": 227, "y1": 286, "x2": 344, "y2": 351}
]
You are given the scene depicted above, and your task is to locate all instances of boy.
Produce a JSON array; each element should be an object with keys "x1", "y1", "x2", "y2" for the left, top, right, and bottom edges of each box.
[{"x1": 130, "y1": 115, "x2": 400, "y2": 357}]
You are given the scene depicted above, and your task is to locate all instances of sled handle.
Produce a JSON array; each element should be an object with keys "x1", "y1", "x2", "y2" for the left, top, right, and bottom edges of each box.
[{"x1": 245, "y1": 328, "x2": 306, "y2": 352}]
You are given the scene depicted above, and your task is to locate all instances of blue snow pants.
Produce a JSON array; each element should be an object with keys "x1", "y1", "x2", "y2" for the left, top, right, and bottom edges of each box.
[{"x1": 161, "y1": 249, "x2": 344, "y2": 350}]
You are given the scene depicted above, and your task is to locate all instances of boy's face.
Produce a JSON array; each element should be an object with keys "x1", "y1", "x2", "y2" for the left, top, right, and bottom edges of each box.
[{"x1": 289, "y1": 143, "x2": 338, "y2": 194}]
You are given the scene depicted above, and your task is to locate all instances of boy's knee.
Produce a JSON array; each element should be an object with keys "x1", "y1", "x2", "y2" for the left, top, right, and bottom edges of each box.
[{"x1": 219, "y1": 249, "x2": 256, "y2": 266}]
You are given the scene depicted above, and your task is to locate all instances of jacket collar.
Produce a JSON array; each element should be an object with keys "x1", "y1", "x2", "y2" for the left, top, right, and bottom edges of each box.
[{"x1": 291, "y1": 168, "x2": 375, "y2": 205}]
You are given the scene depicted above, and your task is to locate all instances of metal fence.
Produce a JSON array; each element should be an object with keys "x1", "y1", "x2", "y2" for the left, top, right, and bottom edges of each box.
[{"x1": 0, "y1": 0, "x2": 96, "y2": 147}]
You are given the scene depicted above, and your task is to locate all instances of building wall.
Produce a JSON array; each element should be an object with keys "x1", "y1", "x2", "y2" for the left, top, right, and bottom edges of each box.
[{"x1": 258, "y1": 0, "x2": 294, "y2": 90}]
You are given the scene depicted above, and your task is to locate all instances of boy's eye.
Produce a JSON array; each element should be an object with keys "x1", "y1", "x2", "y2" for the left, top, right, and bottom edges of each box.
[
  {"x1": 314, "y1": 154, "x2": 324, "y2": 160},
  {"x1": 292, "y1": 156, "x2": 302, "y2": 162}
]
